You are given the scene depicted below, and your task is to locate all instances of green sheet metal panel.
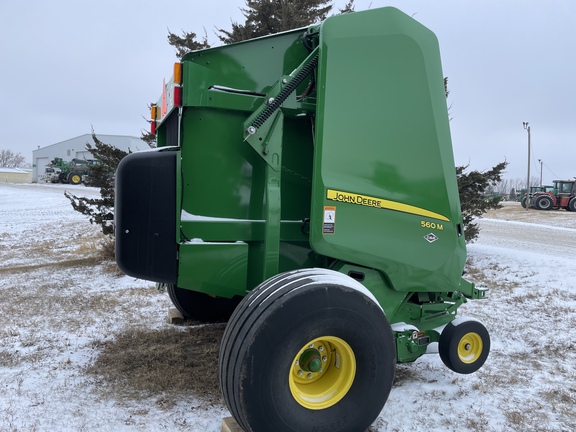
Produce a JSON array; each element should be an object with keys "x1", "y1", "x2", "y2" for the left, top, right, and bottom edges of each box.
[
  {"x1": 173, "y1": 30, "x2": 316, "y2": 293},
  {"x1": 310, "y1": 7, "x2": 466, "y2": 293}
]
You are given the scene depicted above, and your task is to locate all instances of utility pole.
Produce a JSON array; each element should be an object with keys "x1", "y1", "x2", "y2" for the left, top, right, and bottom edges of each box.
[
  {"x1": 523, "y1": 122, "x2": 531, "y2": 210},
  {"x1": 538, "y1": 159, "x2": 543, "y2": 187}
]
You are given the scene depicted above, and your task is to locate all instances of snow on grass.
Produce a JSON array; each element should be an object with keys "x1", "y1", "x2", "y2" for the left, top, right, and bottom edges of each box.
[{"x1": 1, "y1": 184, "x2": 575, "y2": 431}]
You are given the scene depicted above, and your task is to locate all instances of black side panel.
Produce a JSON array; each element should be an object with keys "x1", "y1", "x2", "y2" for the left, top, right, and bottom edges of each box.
[
  {"x1": 164, "y1": 110, "x2": 179, "y2": 148},
  {"x1": 115, "y1": 150, "x2": 177, "y2": 283}
]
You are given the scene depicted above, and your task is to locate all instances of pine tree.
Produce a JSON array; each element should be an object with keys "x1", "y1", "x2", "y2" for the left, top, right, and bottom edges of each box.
[
  {"x1": 218, "y1": 0, "x2": 333, "y2": 44},
  {"x1": 456, "y1": 162, "x2": 508, "y2": 242},
  {"x1": 65, "y1": 132, "x2": 129, "y2": 238},
  {"x1": 167, "y1": 1, "x2": 354, "y2": 58},
  {"x1": 339, "y1": 1, "x2": 355, "y2": 13},
  {"x1": 167, "y1": 29, "x2": 211, "y2": 58}
]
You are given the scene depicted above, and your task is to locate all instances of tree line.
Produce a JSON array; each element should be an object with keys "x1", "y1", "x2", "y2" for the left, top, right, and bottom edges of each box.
[{"x1": 0, "y1": 149, "x2": 27, "y2": 168}]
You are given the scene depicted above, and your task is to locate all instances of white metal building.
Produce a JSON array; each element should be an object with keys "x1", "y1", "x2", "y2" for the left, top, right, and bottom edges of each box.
[
  {"x1": 32, "y1": 134, "x2": 147, "y2": 182},
  {"x1": 0, "y1": 168, "x2": 33, "y2": 183}
]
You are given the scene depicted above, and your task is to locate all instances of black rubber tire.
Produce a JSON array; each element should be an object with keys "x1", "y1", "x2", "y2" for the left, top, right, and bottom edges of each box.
[
  {"x1": 568, "y1": 197, "x2": 576, "y2": 212},
  {"x1": 520, "y1": 196, "x2": 528, "y2": 208},
  {"x1": 534, "y1": 195, "x2": 553, "y2": 210},
  {"x1": 68, "y1": 172, "x2": 82, "y2": 185},
  {"x1": 439, "y1": 319, "x2": 490, "y2": 374},
  {"x1": 219, "y1": 269, "x2": 396, "y2": 432},
  {"x1": 166, "y1": 284, "x2": 241, "y2": 323}
]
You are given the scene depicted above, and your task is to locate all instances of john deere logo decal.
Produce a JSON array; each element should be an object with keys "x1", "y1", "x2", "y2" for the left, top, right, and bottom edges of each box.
[
  {"x1": 424, "y1": 233, "x2": 438, "y2": 243},
  {"x1": 326, "y1": 189, "x2": 450, "y2": 222}
]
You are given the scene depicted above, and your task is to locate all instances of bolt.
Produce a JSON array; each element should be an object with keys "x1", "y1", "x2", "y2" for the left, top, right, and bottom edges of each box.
[
  {"x1": 465, "y1": 343, "x2": 471, "y2": 351},
  {"x1": 319, "y1": 369, "x2": 323, "y2": 373},
  {"x1": 282, "y1": 78, "x2": 288, "y2": 84},
  {"x1": 295, "y1": 361, "x2": 299, "y2": 365},
  {"x1": 307, "y1": 373, "x2": 313, "y2": 379},
  {"x1": 298, "y1": 370, "x2": 303, "y2": 376},
  {"x1": 262, "y1": 148, "x2": 269, "y2": 156},
  {"x1": 318, "y1": 346, "x2": 324, "y2": 351},
  {"x1": 246, "y1": 126, "x2": 256, "y2": 135},
  {"x1": 268, "y1": 97, "x2": 275, "y2": 105},
  {"x1": 322, "y1": 356, "x2": 327, "y2": 362},
  {"x1": 125, "y1": 229, "x2": 130, "y2": 234},
  {"x1": 309, "y1": 344, "x2": 314, "y2": 348}
]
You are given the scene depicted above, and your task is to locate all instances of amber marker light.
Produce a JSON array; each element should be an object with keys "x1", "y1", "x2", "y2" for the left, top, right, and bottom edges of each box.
[{"x1": 173, "y1": 62, "x2": 183, "y2": 85}]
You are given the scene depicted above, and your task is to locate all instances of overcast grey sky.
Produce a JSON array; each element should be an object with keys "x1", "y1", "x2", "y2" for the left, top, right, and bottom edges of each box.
[{"x1": 1, "y1": 0, "x2": 574, "y2": 183}]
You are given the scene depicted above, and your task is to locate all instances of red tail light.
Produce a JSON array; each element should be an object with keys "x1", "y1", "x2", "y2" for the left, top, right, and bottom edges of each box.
[{"x1": 174, "y1": 85, "x2": 182, "y2": 107}]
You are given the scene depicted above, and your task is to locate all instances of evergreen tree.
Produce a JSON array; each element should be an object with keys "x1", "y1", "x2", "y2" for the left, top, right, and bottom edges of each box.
[
  {"x1": 218, "y1": 0, "x2": 333, "y2": 44},
  {"x1": 456, "y1": 162, "x2": 508, "y2": 242},
  {"x1": 167, "y1": 29, "x2": 211, "y2": 58},
  {"x1": 445, "y1": 77, "x2": 505, "y2": 241},
  {"x1": 65, "y1": 132, "x2": 129, "y2": 238},
  {"x1": 167, "y1": 1, "x2": 354, "y2": 57},
  {"x1": 339, "y1": 1, "x2": 355, "y2": 13}
]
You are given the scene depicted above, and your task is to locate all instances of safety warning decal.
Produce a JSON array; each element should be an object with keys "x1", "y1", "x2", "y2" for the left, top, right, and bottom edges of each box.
[
  {"x1": 323, "y1": 206, "x2": 336, "y2": 234},
  {"x1": 326, "y1": 189, "x2": 450, "y2": 222}
]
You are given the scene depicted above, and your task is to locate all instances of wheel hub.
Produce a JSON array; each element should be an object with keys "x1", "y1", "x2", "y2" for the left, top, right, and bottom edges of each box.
[
  {"x1": 458, "y1": 332, "x2": 483, "y2": 364},
  {"x1": 289, "y1": 336, "x2": 356, "y2": 410},
  {"x1": 299, "y1": 348, "x2": 322, "y2": 373}
]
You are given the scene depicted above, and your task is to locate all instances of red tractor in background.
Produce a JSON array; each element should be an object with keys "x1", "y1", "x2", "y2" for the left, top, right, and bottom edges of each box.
[{"x1": 530, "y1": 180, "x2": 576, "y2": 211}]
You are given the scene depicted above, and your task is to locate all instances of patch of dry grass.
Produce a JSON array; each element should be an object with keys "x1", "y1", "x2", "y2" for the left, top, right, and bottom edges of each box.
[
  {"x1": 0, "y1": 349, "x2": 22, "y2": 367},
  {"x1": 86, "y1": 324, "x2": 226, "y2": 409}
]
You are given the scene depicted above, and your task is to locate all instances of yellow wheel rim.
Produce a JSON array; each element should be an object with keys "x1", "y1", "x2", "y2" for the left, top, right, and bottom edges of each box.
[
  {"x1": 72, "y1": 175, "x2": 81, "y2": 183},
  {"x1": 288, "y1": 336, "x2": 355, "y2": 410},
  {"x1": 458, "y1": 332, "x2": 483, "y2": 364}
]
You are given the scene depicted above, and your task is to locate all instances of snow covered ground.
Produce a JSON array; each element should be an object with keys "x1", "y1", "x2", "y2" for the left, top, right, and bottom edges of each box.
[{"x1": 0, "y1": 183, "x2": 575, "y2": 431}]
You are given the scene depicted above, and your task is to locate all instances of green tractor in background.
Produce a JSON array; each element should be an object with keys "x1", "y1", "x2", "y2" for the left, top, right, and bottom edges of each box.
[
  {"x1": 115, "y1": 7, "x2": 490, "y2": 431},
  {"x1": 49, "y1": 157, "x2": 94, "y2": 185}
]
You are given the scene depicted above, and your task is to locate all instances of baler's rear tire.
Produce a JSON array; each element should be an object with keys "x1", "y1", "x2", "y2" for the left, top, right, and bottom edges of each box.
[
  {"x1": 439, "y1": 319, "x2": 490, "y2": 374},
  {"x1": 166, "y1": 284, "x2": 241, "y2": 323},
  {"x1": 219, "y1": 269, "x2": 396, "y2": 432}
]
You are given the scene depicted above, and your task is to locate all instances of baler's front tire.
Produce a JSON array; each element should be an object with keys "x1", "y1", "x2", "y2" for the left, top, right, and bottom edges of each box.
[
  {"x1": 219, "y1": 269, "x2": 396, "y2": 432},
  {"x1": 439, "y1": 319, "x2": 490, "y2": 374},
  {"x1": 166, "y1": 284, "x2": 241, "y2": 323}
]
